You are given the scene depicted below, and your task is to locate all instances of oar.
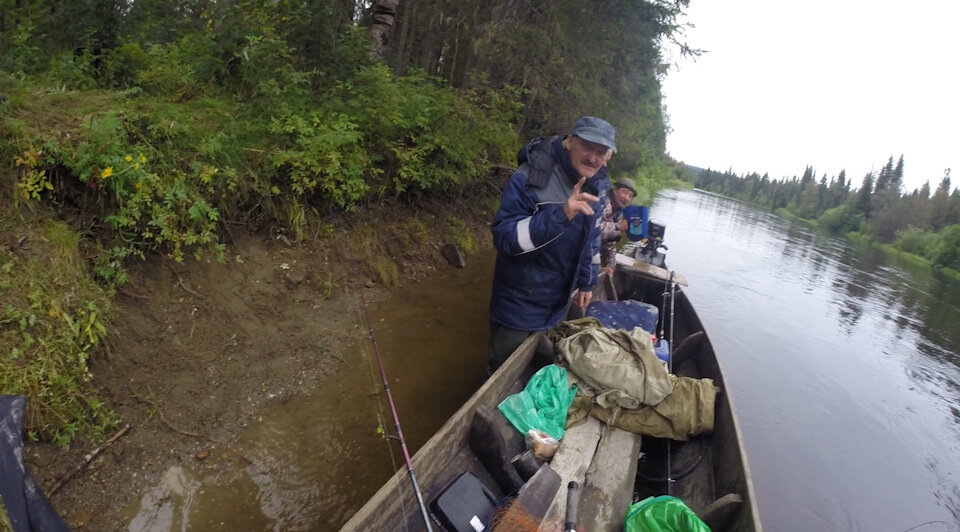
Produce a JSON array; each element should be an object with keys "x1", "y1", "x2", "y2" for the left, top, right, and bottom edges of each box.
[{"x1": 360, "y1": 287, "x2": 433, "y2": 531}]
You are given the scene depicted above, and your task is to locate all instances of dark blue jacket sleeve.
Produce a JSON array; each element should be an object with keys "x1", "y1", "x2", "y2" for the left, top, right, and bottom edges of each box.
[{"x1": 491, "y1": 171, "x2": 571, "y2": 256}]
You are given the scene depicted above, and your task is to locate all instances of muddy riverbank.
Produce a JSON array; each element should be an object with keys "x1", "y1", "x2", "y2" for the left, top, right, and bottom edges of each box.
[{"x1": 23, "y1": 197, "x2": 496, "y2": 531}]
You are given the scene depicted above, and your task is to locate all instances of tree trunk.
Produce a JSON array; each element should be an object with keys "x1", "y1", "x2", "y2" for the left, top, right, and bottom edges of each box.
[
  {"x1": 369, "y1": 0, "x2": 401, "y2": 59},
  {"x1": 392, "y1": 0, "x2": 416, "y2": 74}
]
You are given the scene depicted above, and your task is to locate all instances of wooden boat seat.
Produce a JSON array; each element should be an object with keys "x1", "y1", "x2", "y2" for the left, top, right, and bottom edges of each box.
[{"x1": 537, "y1": 417, "x2": 643, "y2": 531}]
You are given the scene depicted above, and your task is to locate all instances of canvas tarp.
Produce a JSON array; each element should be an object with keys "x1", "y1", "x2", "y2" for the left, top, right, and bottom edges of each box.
[{"x1": 550, "y1": 319, "x2": 716, "y2": 441}]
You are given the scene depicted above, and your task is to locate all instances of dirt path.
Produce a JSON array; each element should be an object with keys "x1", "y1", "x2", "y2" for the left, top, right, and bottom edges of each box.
[{"x1": 24, "y1": 200, "x2": 492, "y2": 530}]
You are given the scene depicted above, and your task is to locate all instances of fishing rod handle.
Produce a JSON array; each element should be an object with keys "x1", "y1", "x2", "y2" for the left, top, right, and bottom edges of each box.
[{"x1": 565, "y1": 480, "x2": 580, "y2": 532}]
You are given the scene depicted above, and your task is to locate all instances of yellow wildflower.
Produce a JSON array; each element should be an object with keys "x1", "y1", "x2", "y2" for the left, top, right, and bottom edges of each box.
[
  {"x1": 139, "y1": 153, "x2": 147, "y2": 164},
  {"x1": 135, "y1": 182, "x2": 142, "y2": 190},
  {"x1": 101, "y1": 167, "x2": 113, "y2": 179},
  {"x1": 134, "y1": 163, "x2": 140, "y2": 170},
  {"x1": 125, "y1": 155, "x2": 133, "y2": 162}
]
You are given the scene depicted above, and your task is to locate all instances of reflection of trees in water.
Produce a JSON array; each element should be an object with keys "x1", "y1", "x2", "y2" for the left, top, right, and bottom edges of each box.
[
  {"x1": 766, "y1": 215, "x2": 960, "y2": 373},
  {"x1": 927, "y1": 455, "x2": 960, "y2": 522}
]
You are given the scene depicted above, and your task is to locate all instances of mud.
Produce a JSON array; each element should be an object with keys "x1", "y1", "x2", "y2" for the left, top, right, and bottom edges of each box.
[{"x1": 23, "y1": 197, "x2": 495, "y2": 531}]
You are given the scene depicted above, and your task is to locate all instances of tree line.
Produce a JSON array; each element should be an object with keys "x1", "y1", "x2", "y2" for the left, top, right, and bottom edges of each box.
[
  {"x1": 1, "y1": 0, "x2": 690, "y2": 260},
  {"x1": 682, "y1": 157, "x2": 960, "y2": 271}
]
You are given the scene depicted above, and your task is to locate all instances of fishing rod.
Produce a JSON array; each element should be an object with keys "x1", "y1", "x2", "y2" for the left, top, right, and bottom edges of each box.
[
  {"x1": 662, "y1": 271, "x2": 678, "y2": 496},
  {"x1": 359, "y1": 288, "x2": 434, "y2": 531}
]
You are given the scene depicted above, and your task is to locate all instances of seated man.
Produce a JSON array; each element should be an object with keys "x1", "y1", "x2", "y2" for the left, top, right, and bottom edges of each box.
[
  {"x1": 487, "y1": 116, "x2": 617, "y2": 375},
  {"x1": 600, "y1": 177, "x2": 636, "y2": 276}
]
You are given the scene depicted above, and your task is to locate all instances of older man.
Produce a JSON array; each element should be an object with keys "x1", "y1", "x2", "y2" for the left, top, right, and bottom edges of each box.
[
  {"x1": 600, "y1": 177, "x2": 636, "y2": 275},
  {"x1": 487, "y1": 116, "x2": 616, "y2": 374}
]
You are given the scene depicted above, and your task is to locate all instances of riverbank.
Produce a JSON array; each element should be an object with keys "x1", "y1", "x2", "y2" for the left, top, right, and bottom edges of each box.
[{"x1": 19, "y1": 194, "x2": 497, "y2": 531}]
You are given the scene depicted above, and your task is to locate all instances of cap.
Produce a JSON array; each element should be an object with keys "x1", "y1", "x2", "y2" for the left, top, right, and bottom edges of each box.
[
  {"x1": 614, "y1": 177, "x2": 636, "y2": 195},
  {"x1": 571, "y1": 116, "x2": 617, "y2": 153}
]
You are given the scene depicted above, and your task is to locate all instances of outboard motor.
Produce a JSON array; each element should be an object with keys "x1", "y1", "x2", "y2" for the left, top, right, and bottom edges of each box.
[{"x1": 635, "y1": 221, "x2": 667, "y2": 268}]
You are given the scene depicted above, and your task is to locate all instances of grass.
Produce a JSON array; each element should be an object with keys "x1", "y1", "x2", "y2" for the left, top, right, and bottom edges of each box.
[{"x1": 0, "y1": 208, "x2": 119, "y2": 444}]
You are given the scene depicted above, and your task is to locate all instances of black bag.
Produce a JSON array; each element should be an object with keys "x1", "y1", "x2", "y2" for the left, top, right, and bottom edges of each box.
[{"x1": 429, "y1": 471, "x2": 499, "y2": 531}]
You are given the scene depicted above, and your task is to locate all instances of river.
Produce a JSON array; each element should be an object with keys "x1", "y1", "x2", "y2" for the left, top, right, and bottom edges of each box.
[
  {"x1": 127, "y1": 189, "x2": 960, "y2": 531},
  {"x1": 653, "y1": 189, "x2": 960, "y2": 531}
]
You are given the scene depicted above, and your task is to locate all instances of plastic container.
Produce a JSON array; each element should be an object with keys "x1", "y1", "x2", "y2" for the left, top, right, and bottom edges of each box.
[
  {"x1": 654, "y1": 339, "x2": 670, "y2": 364},
  {"x1": 623, "y1": 205, "x2": 649, "y2": 241}
]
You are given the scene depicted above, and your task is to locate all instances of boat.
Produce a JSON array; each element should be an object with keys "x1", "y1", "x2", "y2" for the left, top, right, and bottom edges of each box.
[{"x1": 341, "y1": 242, "x2": 761, "y2": 531}]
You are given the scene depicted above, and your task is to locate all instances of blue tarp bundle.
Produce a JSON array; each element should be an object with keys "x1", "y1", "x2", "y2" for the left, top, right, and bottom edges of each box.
[
  {"x1": 585, "y1": 299, "x2": 659, "y2": 333},
  {"x1": 0, "y1": 395, "x2": 71, "y2": 532}
]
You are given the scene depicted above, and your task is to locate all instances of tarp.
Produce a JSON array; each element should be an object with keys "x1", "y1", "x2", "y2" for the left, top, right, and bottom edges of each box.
[
  {"x1": 550, "y1": 319, "x2": 716, "y2": 441},
  {"x1": 550, "y1": 318, "x2": 673, "y2": 408},
  {"x1": 0, "y1": 395, "x2": 71, "y2": 532}
]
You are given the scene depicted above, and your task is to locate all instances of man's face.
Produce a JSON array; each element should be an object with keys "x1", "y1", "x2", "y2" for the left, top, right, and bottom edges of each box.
[
  {"x1": 613, "y1": 186, "x2": 634, "y2": 208},
  {"x1": 566, "y1": 136, "x2": 612, "y2": 178}
]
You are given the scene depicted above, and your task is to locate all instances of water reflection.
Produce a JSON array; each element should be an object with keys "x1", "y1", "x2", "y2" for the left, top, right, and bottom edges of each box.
[{"x1": 655, "y1": 189, "x2": 960, "y2": 530}]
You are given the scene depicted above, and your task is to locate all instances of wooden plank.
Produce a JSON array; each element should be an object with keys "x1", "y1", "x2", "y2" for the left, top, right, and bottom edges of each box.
[
  {"x1": 578, "y1": 426, "x2": 643, "y2": 531},
  {"x1": 537, "y1": 417, "x2": 602, "y2": 531},
  {"x1": 615, "y1": 254, "x2": 688, "y2": 286}
]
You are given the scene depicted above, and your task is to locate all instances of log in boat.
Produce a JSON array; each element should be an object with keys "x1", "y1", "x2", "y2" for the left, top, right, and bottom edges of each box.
[{"x1": 341, "y1": 256, "x2": 762, "y2": 531}]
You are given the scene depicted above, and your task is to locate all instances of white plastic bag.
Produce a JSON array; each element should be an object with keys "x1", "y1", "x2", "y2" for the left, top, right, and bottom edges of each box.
[{"x1": 525, "y1": 429, "x2": 559, "y2": 460}]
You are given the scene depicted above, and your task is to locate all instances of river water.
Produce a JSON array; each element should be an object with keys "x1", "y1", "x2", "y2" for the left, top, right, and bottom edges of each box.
[
  {"x1": 127, "y1": 189, "x2": 960, "y2": 531},
  {"x1": 653, "y1": 189, "x2": 960, "y2": 531}
]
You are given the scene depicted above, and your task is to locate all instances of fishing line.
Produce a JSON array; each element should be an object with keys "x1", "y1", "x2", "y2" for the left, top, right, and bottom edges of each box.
[
  {"x1": 358, "y1": 284, "x2": 433, "y2": 531},
  {"x1": 357, "y1": 294, "x2": 411, "y2": 530}
]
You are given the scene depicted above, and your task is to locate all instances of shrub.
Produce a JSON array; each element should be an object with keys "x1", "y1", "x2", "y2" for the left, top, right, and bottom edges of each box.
[
  {"x1": 819, "y1": 205, "x2": 863, "y2": 235},
  {"x1": 101, "y1": 42, "x2": 150, "y2": 89},
  {"x1": 931, "y1": 224, "x2": 960, "y2": 270},
  {"x1": 268, "y1": 112, "x2": 372, "y2": 211},
  {"x1": 38, "y1": 110, "x2": 228, "y2": 268},
  {"x1": 893, "y1": 227, "x2": 938, "y2": 258}
]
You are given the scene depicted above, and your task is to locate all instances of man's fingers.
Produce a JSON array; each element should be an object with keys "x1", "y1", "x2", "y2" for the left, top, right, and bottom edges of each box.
[
  {"x1": 572, "y1": 176, "x2": 587, "y2": 193},
  {"x1": 578, "y1": 193, "x2": 598, "y2": 203}
]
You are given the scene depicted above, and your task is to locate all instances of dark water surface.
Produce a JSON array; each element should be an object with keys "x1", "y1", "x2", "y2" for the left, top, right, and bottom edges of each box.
[{"x1": 128, "y1": 189, "x2": 959, "y2": 531}]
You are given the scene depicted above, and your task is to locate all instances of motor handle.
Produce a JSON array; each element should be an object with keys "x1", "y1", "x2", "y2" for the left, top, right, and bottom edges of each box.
[{"x1": 565, "y1": 480, "x2": 580, "y2": 532}]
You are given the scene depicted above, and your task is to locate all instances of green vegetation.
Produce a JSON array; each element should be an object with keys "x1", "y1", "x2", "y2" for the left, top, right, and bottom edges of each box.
[
  {"x1": 0, "y1": 215, "x2": 118, "y2": 443},
  {"x1": 0, "y1": 0, "x2": 690, "y2": 442},
  {"x1": 684, "y1": 158, "x2": 960, "y2": 271}
]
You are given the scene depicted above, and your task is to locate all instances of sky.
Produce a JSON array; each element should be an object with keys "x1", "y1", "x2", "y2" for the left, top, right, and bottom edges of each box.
[{"x1": 661, "y1": 0, "x2": 960, "y2": 193}]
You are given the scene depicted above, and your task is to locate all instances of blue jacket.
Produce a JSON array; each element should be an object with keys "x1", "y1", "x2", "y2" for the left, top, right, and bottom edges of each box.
[{"x1": 490, "y1": 135, "x2": 610, "y2": 331}]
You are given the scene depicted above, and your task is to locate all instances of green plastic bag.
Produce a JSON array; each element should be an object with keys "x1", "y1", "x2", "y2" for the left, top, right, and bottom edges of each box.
[
  {"x1": 497, "y1": 365, "x2": 577, "y2": 441},
  {"x1": 624, "y1": 496, "x2": 711, "y2": 532}
]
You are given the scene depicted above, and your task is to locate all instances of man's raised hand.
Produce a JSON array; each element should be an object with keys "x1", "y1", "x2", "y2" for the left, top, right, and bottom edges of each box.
[{"x1": 563, "y1": 177, "x2": 599, "y2": 220}]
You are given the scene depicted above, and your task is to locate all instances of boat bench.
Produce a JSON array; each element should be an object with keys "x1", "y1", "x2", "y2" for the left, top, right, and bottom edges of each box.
[{"x1": 538, "y1": 416, "x2": 643, "y2": 532}]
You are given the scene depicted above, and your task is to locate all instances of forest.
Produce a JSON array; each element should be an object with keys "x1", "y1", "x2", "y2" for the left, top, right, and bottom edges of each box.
[
  {"x1": 0, "y1": 1, "x2": 689, "y2": 443},
  {"x1": 683, "y1": 158, "x2": 960, "y2": 272}
]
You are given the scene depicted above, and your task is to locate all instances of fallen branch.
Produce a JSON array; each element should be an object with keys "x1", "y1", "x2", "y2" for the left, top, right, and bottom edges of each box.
[
  {"x1": 49, "y1": 424, "x2": 132, "y2": 495},
  {"x1": 128, "y1": 387, "x2": 253, "y2": 466},
  {"x1": 118, "y1": 287, "x2": 152, "y2": 300},
  {"x1": 129, "y1": 387, "x2": 203, "y2": 439},
  {"x1": 167, "y1": 263, "x2": 205, "y2": 299}
]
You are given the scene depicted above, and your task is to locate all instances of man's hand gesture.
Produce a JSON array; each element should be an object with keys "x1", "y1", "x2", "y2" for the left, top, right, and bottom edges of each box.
[{"x1": 563, "y1": 177, "x2": 599, "y2": 221}]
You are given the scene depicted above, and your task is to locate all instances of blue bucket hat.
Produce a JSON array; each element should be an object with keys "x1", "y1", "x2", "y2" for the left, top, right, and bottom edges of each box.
[{"x1": 571, "y1": 116, "x2": 617, "y2": 153}]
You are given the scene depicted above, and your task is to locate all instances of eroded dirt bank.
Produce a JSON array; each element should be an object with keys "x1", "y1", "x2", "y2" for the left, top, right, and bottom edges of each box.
[{"x1": 23, "y1": 196, "x2": 495, "y2": 531}]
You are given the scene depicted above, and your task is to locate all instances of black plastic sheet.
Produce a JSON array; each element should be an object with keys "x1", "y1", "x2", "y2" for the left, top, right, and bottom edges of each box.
[{"x1": 0, "y1": 395, "x2": 71, "y2": 532}]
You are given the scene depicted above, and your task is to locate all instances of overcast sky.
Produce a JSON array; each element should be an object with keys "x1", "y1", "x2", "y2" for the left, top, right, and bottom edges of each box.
[{"x1": 661, "y1": 0, "x2": 960, "y2": 193}]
